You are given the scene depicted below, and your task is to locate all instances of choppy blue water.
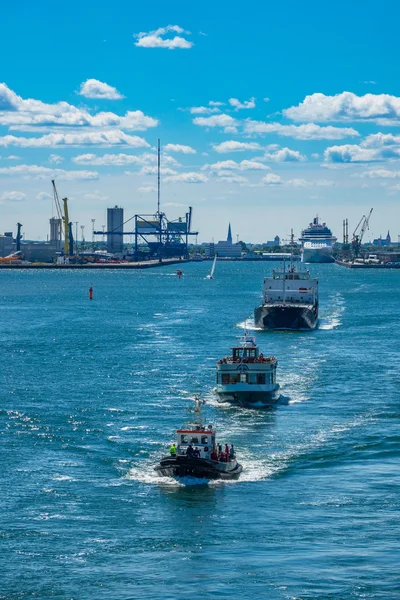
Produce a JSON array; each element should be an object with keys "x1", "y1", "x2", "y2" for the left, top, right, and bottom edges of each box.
[{"x1": 1, "y1": 263, "x2": 399, "y2": 600}]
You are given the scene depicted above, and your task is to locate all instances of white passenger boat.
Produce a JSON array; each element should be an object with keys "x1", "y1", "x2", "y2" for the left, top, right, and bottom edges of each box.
[
  {"x1": 154, "y1": 397, "x2": 242, "y2": 480},
  {"x1": 216, "y1": 332, "x2": 280, "y2": 406}
]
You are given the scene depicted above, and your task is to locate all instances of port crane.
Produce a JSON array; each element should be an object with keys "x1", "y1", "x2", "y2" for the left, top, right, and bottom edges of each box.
[
  {"x1": 51, "y1": 180, "x2": 74, "y2": 255},
  {"x1": 352, "y1": 208, "x2": 373, "y2": 258}
]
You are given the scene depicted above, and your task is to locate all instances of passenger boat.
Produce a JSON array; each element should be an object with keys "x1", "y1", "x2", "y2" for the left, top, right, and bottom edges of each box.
[
  {"x1": 154, "y1": 397, "x2": 242, "y2": 480},
  {"x1": 216, "y1": 331, "x2": 280, "y2": 406}
]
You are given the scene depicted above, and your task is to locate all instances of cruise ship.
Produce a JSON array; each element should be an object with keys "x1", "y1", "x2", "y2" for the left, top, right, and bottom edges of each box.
[{"x1": 299, "y1": 217, "x2": 337, "y2": 263}]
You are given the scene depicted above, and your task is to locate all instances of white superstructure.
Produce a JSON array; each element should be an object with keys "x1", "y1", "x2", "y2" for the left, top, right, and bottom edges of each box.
[
  {"x1": 216, "y1": 332, "x2": 280, "y2": 405},
  {"x1": 260, "y1": 266, "x2": 318, "y2": 306}
]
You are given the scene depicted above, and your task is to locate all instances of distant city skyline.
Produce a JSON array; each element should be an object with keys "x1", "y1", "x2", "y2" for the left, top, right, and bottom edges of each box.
[{"x1": 1, "y1": 0, "x2": 400, "y2": 243}]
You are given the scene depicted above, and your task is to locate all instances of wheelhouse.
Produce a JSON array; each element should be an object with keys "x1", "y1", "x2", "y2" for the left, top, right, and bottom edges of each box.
[{"x1": 176, "y1": 428, "x2": 215, "y2": 459}]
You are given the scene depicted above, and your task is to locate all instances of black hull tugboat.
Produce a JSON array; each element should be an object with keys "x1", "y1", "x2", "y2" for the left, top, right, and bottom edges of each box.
[
  {"x1": 254, "y1": 232, "x2": 319, "y2": 331},
  {"x1": 154, "y1": 398, "x2": 242, "y2": 481}
]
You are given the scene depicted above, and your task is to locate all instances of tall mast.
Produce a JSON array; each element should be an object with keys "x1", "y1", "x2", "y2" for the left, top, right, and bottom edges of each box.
[
  {"x1": 157, "y1": 138, "x2": 160, "y2": 215},
  {"x1": 290, "y1": 228, "x2": 294, "y2": 270}
]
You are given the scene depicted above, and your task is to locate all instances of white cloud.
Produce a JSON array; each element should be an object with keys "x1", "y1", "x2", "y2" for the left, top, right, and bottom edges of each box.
[
  {"x1": 244, "y1": 120, "x2": 359, "y2": 140},
  {"x1": 209, "y1": 101, "x2": 224, "y2": 107},
  {"x1": 139, "y1": 166, "x2": 177, "y2": 176},
  {"x1": 263, "y1": 97, "x2": 270, "y2": 103},
  {"x1": 36, "y1": 191, "x2": 52, "y2": 201},
  {"x1": 229, "y1": 97, "x2": 256, "y2": 110},
  {"x1": 262, "y1": 173, "x2": 282, "y2": 185},
  {"x1": 361, "y1": 132, "x2": 400, "y2": 148},
  {"x1": 134, "y1": 25, "x2": 193, "y2": 50},
  {"x1": 0, "y1": 190, "x2": 26, "y2": 201},
  {"x1": 0, "y1": 164, "x2": 98, "y2": 180},
  {"x1": 207, "y1": 159, "x2": 270, "y2": 172},
  {"x1": 83, "y1": 192, "x2": 109, "y2": 200},
  {"x1": 78, "y1": 79, "x2": 124, "y2": 100},
  {"x1": 262, "y1": 148, "x2": 306, "y2": 162},
  {"x1": 189, "y1": 106, "x2": 220, "y2": 115},
  {"x1": 357, "y1": 169, "x2": 400, "y2": 179},
  {"x1": 0, "y1": 130, "x2": 150, "y2": 148},
  {"x1": 284, "y1": 91, "x2": 400, "y2": 122},
  {"x1": 212, "y1": 140, "x2": 262, "y2": 153},
  {"x1": 6, "y1": 155, "x2": 20, "y2": 160},
  {"x1": 164, "y1": 143, "x2": 196, "y2": 154},
  {"x1": 0, "y1": 83, "x2": 157, "y2": 131},
  {"x1": 238, "y1": 159, "x2": 270, "y2": 170},
  {"x1": 49, "y1": 154, "x2": 63, "y2": 164},
  {"x1": 193, "y1": 114, "x2": 238, "y2": 133},
  {"x1": 324, "y1": 144, "x2": 381, "y2": 163},
  {"x1": 285, "y1": 178, "x2": 334, "y2": 187},
  {"x1": 163, "y1": 202, "x2": 186, "y2": 207},
  {"x1": 217, "y1": 175, "x2": 248, "y2": 183},
  {"x1": 73, "y1": 152, "x2": 147, "y2": 166},
  {"x1": 164, "y1": 172, "x2": 208, "y2": 183},
  {"x1": 138, "y1": 186, "x2": 157, "y2": 193}
]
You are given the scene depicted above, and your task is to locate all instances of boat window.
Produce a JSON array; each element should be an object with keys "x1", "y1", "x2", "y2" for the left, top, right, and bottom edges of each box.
[
  {"x1": 201, "y1": 436, "x2": 209, "y2": 444},
  {"x1": 229, "y1": 375, "x2": 239, "y2": 384},
  {"x1": 222, "y1": 374, "x2": 230, "y2": 384},
  {"x1": 240, "y1": 373, "x2": 248, "y2": 383},
  {"x1": 190, "y1": 436, "x2": 199, "y2": 444},
  {"x1": 180, "y1": 435, "x2": 188, "y2": 444},
  {"x1": 257, "y1": 373, "x2": 266, "y2": 384}
]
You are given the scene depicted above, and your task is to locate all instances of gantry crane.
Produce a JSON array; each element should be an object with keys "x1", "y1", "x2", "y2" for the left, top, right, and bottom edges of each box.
[
  {"x1": 51, "y1": 180, "x2": 74, "y2": 255},
  {"x1": 352, "y1": 208, "x2": 373, "y2": 258}
]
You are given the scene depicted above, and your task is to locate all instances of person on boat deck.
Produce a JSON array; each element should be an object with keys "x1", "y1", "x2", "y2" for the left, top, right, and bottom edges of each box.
[
  {"x1": 186, "y1": 443, "x2": 194, "y2": 458},
  {"x1": 229, "y1": 444, "x2": 235, "y2": 459},
  {"x1": 225, "y1": 443, "x2": 229, "y2": 456},
  {"x1": 170, "y1": 443, "x2": 177, "y2": 457},
  {"x1": 210, "y1": 447, "x2": 218, "y2": 461},
  {"x1": 217, "y1": 443, "x2": 222, "y2": 454},
  {"x1": 192, "y1": 447, "x2": 201, "y2": 458}
]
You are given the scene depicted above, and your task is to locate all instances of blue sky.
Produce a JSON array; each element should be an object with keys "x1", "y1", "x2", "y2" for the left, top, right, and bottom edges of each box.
[{"x1": 1, "y1": 0, "x2": 399, "y2": 243}]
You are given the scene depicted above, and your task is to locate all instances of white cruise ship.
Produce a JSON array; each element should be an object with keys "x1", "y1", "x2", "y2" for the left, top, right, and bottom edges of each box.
[{"x1": 299, "y1": 216, "x2": 337, "y2": 263}]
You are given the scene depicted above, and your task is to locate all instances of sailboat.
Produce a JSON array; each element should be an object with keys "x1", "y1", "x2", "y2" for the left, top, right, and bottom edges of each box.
[{"x1": 206, "y1": 255, "x2": 217, "y2": 279}]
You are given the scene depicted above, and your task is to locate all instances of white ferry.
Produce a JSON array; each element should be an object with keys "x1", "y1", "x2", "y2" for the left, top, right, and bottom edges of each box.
[
  {"x1": 216, "y1": 332, "x2": 280, "y2": 406},
  {"x1": 154, "y1": 398, "x2": 242, "y2": 480},
  {"x1": 254, "y1": 262, "x2": 318, "y2": 330},
  {"x1": 299, "y1": 216, "x2": 337, "y2": 263}
]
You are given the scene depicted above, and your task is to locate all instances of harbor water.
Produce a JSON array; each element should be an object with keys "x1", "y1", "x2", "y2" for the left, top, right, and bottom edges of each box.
[{"x1": 1, "y1": 262, "x2": 399, "y2": 599}]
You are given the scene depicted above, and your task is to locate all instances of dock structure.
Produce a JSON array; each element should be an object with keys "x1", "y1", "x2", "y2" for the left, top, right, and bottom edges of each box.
[
  {"x1": 336, "y1": 260, "x2": 400, "y2": 269},
  {"x1": 0, "y1": 258, "x2": 189, "y2": 270}
]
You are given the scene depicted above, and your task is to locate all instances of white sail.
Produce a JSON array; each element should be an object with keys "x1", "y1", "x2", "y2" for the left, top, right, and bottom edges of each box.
[
  {"x1": 207, "y1": 255, "x2": 217, "y2": 279},
  {"x1": 210, "y1": 255, "x2": 217, "y2": 277}
]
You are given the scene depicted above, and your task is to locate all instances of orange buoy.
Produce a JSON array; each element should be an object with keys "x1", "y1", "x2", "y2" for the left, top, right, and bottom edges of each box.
[{"x1": 89, "y1": 286, "x2": 93, "y2": 300}]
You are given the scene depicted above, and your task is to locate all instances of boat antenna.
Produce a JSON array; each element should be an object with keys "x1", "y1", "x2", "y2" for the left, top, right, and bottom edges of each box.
[
  {"x1": 290, "y1": 228, "x2": 294, "y2": 270},
  {"x1": 157, "y1": 138, "x2": 160, "y2": 216}
]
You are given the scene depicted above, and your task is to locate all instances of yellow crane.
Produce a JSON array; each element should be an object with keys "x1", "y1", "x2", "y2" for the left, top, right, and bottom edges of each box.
[{"x1": 51, "y1": 180, "x2": 73, "y2": 255}]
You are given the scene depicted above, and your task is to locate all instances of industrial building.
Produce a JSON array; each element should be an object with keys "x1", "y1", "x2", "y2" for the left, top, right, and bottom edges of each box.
[
  {"x1": 107, "y1": 206, "x2": 124, "y2": 254},
  {"x1": 0, "y1": 232, "x2": 15, "y2": 257}
]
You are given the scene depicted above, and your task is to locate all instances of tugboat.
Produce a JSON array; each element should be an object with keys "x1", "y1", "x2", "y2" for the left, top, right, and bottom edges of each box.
[
  {"x1": 216, "y1": 331, "x2": 280, "y2": 406},
  {"x1": 254, "y1": 231, "x2": 318, "y2": 330},
  {"x1": 154, "y1": 397, "x2": 242, "y2": 480}
]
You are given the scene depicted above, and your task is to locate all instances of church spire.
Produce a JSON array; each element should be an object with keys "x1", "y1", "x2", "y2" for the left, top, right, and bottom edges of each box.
[{"x1": 227, "y1": 223, "x2": 232, "y2": 244}]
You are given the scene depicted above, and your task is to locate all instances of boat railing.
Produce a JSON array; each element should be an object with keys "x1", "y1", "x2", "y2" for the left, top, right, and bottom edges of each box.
[{"x1": 217, "y1": 356, "x2": 276, "y2": 365}]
